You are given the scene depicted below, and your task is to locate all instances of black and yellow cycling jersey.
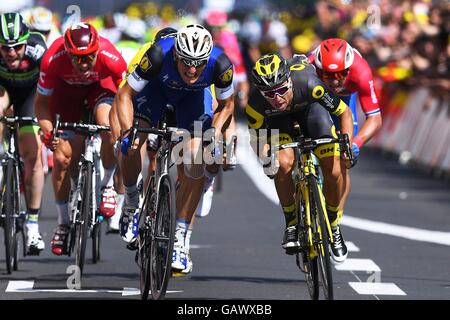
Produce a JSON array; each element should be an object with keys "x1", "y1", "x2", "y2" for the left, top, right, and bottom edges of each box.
[{"x1": 246, "y1": 54, "x2": 348, "y2": 159}]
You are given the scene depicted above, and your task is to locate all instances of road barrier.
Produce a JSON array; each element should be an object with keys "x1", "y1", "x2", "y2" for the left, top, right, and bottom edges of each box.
[{"x1": 365, "y1": 86, "x2": 450, "y2": 177}]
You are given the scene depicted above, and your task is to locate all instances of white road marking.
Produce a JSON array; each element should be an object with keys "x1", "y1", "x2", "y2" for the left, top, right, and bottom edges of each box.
[
  {"x1": 334, "y1": 258, "x2": 381, "y2": 272},
  {"x1": 190, "y1": 244, "x2": 212, "y2": 249},
  {"x1": 349, "y1": 282, "x2": 407, "y2": 296},
  {"x1": 5, "y1": 281, "x2": 182, "y2": 295},
  {"x1": 236, "y1": 124, "x2": 450, "y2": 247},
  {"x1": 346, "y1": 241, "x2": 360, "y2": 252}
]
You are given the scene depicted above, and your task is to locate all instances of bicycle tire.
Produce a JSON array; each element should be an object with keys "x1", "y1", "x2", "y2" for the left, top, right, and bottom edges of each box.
[
  {"x1": 92, "y1": 221, "x2": 101, "y2": 263},
  {"x1": 309, "y1": 176, "x2": 334, "y2": 300},
  {"x1": 295, "y1": 181, "x2": 319, "y2": 300},
  {"x1": 149, "y1": 174, "x2": 176, "y2": 300},
  {"x1": 92, "y1": 154, "x2": 102, "y2": 264},
  {"x1": 3, "y1": 159, "x2": 17, "y2": 274},
  {"x1": 139, "y1": 176, "x2": 155, "y2": 300},
  {"x1": 76, "y1": 162, "x2": 92, "y2": 276}
]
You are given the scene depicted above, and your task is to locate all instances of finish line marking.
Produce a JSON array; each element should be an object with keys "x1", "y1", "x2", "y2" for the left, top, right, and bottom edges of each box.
[
  {"x1": 349, "y1": 282, "x2": 406, "y2": 296},
  {"x1": 5, "y1": 281, "x2": 182, "y2": 296}
]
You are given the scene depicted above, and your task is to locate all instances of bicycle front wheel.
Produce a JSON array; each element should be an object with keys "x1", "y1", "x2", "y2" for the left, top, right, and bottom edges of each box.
[
  {"x1": 139, "y1": 175, "x2": 156, "y2": 300},
  {"x1": 295, "y1": 182, "x2": 319, "y2": 300},
  {"x1": 309, "y1": 176, "x2": 334, "y2": 300},
  {"x1": 149, "y1": 174, "x2": 176, "y2": 300},
  {"x1": 76, "y1": 162, "x2": 92, "y2": 276},
  {"x1": 3, "y1": 159, "x2": 18, "y2": 274}
]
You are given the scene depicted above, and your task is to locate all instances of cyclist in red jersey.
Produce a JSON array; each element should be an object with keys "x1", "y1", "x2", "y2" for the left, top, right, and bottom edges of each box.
[
  {"x1": 35, "y1": 22, "x2": 127, "y2": 255},
  {"x1": 308, "y1": 38, "x2": 382, "y2": 231}
]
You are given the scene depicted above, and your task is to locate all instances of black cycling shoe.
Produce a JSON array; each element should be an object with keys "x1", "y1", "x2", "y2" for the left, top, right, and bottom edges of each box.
[
  {"x1": 282, "y1": 226, "x2": 301, "y2": 255},
  {"x1": 329, "y1": 225, "x2": 348, "y2": 264}
]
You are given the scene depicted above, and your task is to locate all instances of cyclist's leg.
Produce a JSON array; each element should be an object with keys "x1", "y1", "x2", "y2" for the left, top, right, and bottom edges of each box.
[
  {"x1": 303, "y1": 103, "x2": 343, "y2": 216},
  {"x1": 89, "y1": 81, "x2": 119, "y2": 218},
  {"x1": 0, "y1": 85, "x2": 10, "y2": 180},
  {"x1": 304, "y1": 102, "x2": 348, "y2": 262},
  {"x1": 268, "y1": 118, "x2": 300, "y2": 250},
  {"x1": 171, "y1": 87, "x2": 213, "y2": 271},
  {"x1": 15, "y1": 87, "x2": 46, "y2": 253},
  {"x1": 332, "y1": 94, "x2": 358, "y2": 227},
  {"x1": 48, "y1": 85, "x2": 86, "y2": 254},
  {"x1": 118, "y1": 80, "x2": 163, "y2": 242}
]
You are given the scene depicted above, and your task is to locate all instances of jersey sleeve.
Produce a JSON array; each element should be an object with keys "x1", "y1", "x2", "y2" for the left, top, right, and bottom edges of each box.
[
  {"x1": 27, "y1": 32, "x2": 47, "y2": 65},
  {"x1": 307, "y1": 76, "x2": 348, "y2": 116},
  {"x1": 354, "y1": 63, "x2": 381, "y2": 117},
  {"x1": 36, "y1": 43, "x2": 58, "y2": 96},
  {"x1": 127, "y1": 43, "x2": 164, "y2": 92},
  {"x1": 101, "y1": 42, "x2": 127, "y2": 88},
  {"x1": 213, "y1": 53, "x2": 234, "y2": 100}
]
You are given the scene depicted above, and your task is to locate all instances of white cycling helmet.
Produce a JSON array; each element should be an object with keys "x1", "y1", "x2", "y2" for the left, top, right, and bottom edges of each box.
[
  {"x1": 175, "y1": 24, "x2": 213, "y2": 60},
  {"x1": 29, "y1": 6, "x2": 53, "y2": 32}
]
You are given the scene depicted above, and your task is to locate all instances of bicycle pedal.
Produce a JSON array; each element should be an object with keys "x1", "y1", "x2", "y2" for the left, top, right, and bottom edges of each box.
[
  {"x1": 26, "y1": 248, "x2": 42, "y2": 256},
  {"x1": 171, "y1": 270, "x2": 188, "y2": 278},
  {"x1": 126, "y1": 241, "x2": 138, "y2": 251},
  {"x1": 285, "y1": 246, "x2": 301, "y2": 255}
]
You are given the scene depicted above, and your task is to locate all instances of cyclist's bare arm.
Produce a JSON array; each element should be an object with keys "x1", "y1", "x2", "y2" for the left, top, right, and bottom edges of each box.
[
  {"x1": 212, "y1": 96, "x2": 235, "y2": 140},
  {"x1": 35, "y1": 91, "x2": 53, "y2": 134},
  {"x1": 338, "y1": 106, "x2": 354, "y2": 143},
  {"x1": 113, "y1": 82, "x2": 138, "y2": 137},
  {"x1": 354, "y1": 113, "x2": 382, "y2": 146}
]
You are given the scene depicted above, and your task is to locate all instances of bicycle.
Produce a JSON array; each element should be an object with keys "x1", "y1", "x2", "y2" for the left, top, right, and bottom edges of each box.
[
  {"x1": 271, "y1": 124, "x2": 354, "y2": 300},
  {"x1": 53, "y1": 114, "x2": 109, "y2": 277},
  {"x1": 0, "y1": 116, "x2": 31, "y2": 274},
  {"x1": 122, "y1": 107, "x2": 180, "y2": 300}
]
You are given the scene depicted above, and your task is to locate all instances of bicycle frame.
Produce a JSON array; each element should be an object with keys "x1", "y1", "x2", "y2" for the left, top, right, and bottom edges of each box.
[{"x1": 71, "y1": 133, "x2": 101, "y2": 229}]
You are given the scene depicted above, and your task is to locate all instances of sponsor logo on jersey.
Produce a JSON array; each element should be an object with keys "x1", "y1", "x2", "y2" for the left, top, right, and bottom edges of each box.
[
  {"x1": 139, "y1": 55, "x2": 151, "y2": 71},
  {"x1": 100, "y1": 50, "x2": 120, "y2": 62},
  {"x1": 369, "y1": 80, "x2": 378, "y2": 104},
  {"x1": 220, "y1": 67, "x2": 233, "y2": 83}
]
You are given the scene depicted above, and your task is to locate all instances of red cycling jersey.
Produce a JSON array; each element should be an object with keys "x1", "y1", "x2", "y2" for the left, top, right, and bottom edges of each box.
[
  {"x1": 38, "y1": 36, "x2": 126, "y2": 95},
  {"x1": 308, "y1": 50, "x2": 380, "y2": 117},
  {"x1": 37, "y1": 36, "x2": 126, "y2": 122}
]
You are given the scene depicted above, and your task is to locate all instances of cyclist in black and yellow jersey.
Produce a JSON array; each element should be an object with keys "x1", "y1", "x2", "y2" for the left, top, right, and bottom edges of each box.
[
  {"x1": 246, "y1": 53, "x2": 353, "y2": 263},
  {"x1": 0, "y1": 12, "x2": 47, "y2": 255}
]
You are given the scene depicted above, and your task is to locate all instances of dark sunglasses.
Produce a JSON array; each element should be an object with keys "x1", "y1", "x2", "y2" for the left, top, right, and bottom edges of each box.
[
  {"x1": 319, "y1": 69, "x2": 349, "y2": 80},
  {"x1": 179, "y1": 56, "x2": 208, "y2": 68},
  {"x1": 70, "y1": 53, "x2": 97, "y2": 65},
  {"x1": 0, "y1": 43, "x2": 25, "y2": 52},
  {"x1": 260, "y1": 83, "x2": 291, "y2": 99}
]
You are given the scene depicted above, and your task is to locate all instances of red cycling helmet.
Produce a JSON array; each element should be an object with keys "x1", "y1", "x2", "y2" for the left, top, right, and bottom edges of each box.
[
  {"x1": 64, "y1": 22, "x2": 99, "y2": 56},
  {"x1": 314, "y1": 38, "x2": 354, "y2": 72}
]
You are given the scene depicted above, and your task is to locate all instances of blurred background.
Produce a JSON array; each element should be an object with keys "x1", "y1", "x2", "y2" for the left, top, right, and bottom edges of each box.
[{"x1": 1, "y1": 0, "x2": 449, "y2": 177}]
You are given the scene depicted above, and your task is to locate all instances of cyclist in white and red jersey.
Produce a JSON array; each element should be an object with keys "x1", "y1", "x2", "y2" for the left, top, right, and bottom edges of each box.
[
  {"x1": 35, "y1": 22, "x2": 127, "y2": 255},
  {"x1": 308, "y1": 38, "x2": 382, "y2": 231}
]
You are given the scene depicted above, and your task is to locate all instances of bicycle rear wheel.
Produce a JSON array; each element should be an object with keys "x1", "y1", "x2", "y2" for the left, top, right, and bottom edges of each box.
[
  {"x1": 76, "y1": 162, "x2": 92, "y2": 276},
  {"x1": 3, "y1": 159, "x2": 18, "y2": 274},
  {"x1": 309, "y1": 176, "x2": 334, "y2": 300},
  {"x1": 149, "y1": 174, "x2": 176, "y2": 300}
]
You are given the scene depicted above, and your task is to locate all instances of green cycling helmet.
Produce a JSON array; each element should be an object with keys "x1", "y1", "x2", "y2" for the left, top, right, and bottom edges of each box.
[{"x1": 0, "y1": 12, "x2": 30, "y2": 45}]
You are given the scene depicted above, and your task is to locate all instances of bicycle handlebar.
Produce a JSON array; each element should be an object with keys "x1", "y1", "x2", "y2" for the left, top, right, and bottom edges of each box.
[
  {"x1": 0, "y1": 116, "x2": 37, "y2": 125},
  {"x1": 274, "y1": 134, "x2": 356, "y2": 168},
  {"x1": 52, "y1": 114, "x2": 110, "y2": 137},
  {"x1": 59, "y1": 122, "x2": 110, "y2": 134}
]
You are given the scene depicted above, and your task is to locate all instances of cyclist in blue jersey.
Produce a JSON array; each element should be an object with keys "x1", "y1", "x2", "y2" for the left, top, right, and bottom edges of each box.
[{"x1": 111, "y1": 24, "x2": 235, "y2": 274}]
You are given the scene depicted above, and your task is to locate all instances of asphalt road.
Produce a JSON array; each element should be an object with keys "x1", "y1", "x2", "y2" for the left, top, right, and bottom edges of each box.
[{"x1": 0, "y1": 132, "x2": 449, "y2": 301}]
